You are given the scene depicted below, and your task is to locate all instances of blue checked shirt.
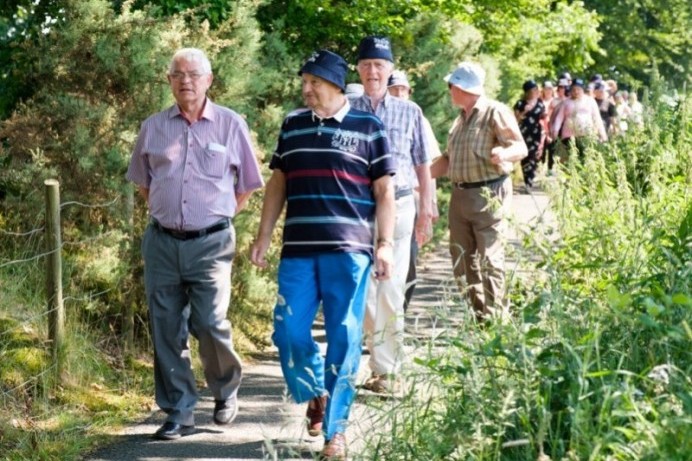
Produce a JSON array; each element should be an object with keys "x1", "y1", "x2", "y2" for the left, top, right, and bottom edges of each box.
[{"x1": 350, "y1": 92, "x2": 431, "y2": 191}]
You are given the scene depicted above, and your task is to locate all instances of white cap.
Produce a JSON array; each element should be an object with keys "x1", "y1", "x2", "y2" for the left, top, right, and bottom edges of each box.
[
  {"x1": 444, "y1": 62, "x2": 485, "y2": 95},
  {"x1": 345, "y1": 83, "x2": 364, "y2": 97}
]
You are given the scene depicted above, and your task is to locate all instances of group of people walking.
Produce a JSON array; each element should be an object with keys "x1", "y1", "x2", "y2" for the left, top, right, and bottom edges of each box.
[
  {"x1": 513, "y1": 72, "x2": 644, "y2": 190},
  {"x1": 126, "y1": 38, "x2": 529, "y2": 460}
]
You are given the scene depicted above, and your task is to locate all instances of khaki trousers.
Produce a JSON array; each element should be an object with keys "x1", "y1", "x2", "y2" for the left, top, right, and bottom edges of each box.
[
  {"x1": 364, "y1": 194, "x2": 416, "y2": 375},
  {"x1": 448, "y1": 178, "x2": 512, "y2": 319}
]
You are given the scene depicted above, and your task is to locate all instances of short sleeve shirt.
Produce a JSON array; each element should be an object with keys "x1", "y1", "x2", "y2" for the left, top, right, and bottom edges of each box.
[
  {"x1": 271, "y1": 101, "x2": 395, "y2": 259},
  {"x1": 445, "y1": 97, "x2": 524, "y2": 184},
  {"x1": 126, "y1": 100, "x2": 264, "y2": 230}
]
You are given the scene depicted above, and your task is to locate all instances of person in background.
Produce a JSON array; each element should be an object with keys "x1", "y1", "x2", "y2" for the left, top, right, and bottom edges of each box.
[
  {"x1": 594, "y1": 81, "x2": 617, "y2": 135},
  {"x1": 514, "y1": 79, "x2": 546, "y2": 192},
  {"x1": 250, "y1": 49, "x2": 395, "y2": 460},
  {"x1": 350, "y1": 36, "x2": 434, "y2": 395},
  {"x1": 551, "y1": 78, "x2": 607, "y2": 164},
  {"x1": 431, "y1": 62, "x2": 527, "y2": 321},
  {"x1": 345, "y1": 82, "x2": 364, "y2": 98},
  {"x1": 386, "y1": 70, "x2": 441, "y2": 312},
  {"x1": 126, "y1": 47, "x2": 264, "y2": 440},
  {"x1": 629, "y1": 91, "x2": 644, "y2": 127},
  {"x1": 614, "y1": 91, "x2": 631, "y2": 134},
  {"x1": 544, "y1": 78, "x2": 569, "y2": 175}
]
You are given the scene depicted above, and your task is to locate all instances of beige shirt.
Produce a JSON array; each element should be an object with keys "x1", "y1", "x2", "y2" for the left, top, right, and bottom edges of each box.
[{"x1": 445, "y1": 97, "x2": 524, "y2": 184}]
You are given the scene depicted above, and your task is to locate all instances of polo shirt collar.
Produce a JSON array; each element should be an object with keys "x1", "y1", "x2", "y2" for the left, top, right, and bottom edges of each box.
[{"x1": 311, "y1": 99, "x2": 350, "y2": 123}]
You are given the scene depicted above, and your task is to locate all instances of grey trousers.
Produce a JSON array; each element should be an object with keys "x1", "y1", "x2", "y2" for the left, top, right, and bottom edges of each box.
[{"x1": 142, "y1": 223, "x2": 242, "y2": 426}]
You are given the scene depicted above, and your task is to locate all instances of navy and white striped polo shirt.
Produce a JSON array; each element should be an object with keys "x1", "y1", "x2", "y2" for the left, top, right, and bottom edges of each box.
[{"x1": 270, "y1": 101, "x2": 395, "y2": 259}]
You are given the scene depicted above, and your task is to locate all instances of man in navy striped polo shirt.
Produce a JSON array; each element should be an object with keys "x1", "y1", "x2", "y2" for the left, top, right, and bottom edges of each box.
[{"x1": 250, "y1": 49, "x2": 396, "y2": 460}]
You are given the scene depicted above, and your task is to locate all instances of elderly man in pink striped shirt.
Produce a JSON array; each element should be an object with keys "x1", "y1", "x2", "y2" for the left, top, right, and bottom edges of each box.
[{"x1": 126, "y1": 48, "x2": 264, "y2": 440}]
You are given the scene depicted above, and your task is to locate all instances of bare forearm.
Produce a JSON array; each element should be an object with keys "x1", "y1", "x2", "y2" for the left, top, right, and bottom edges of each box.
[
  {"x1": 234, "y1": 191, "x2": 254, "y2": 214},
  {"x1": 414, "y1": 164, "x2": 433, "y2": 218},
  {"x1": 373, "y1": 176, "x2": 395, "y2": 241},
  {"x1": 256, "y1": 171, "x2": 286, "y2": 240},
  {"x1": 137, "y1": 186, "x2": 149, "y2": 204},
  {"x1": 430, "y1": 156, "x2": 449, "y2": 179}
]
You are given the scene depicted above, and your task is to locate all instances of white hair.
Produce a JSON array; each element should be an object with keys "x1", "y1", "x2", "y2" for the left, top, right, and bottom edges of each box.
[{"x1": 169, "y1": 48, "x2": 212, "y2": 74}]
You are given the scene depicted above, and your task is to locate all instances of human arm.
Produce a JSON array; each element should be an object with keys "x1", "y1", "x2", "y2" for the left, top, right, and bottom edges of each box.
[
  {"x1": 137, "y1": 185, "x2": 149, "y2": 204},
  {"x1": 591, "y1": 100, "x2": 608, "y2": 142},
  {"x1": 551, "y1": 102, "x2": 565, "y2": 140},
  {"x1": 430, "y1": 155, "x2": 449, "y2": 179},
  {"x1": 234, "y1": 191, "x2": 254, "y2": 214},
  {"x1": 489, "y1": 104, "x2": 528, "y2": 166},
  {"x1": 414, "y1": 163, "x2": 433, "y2": 246},
  {"x1": 249, "y1": 169, "x2": 286, "y2": 268},
  {"x1": 372, "y1": 174, "x2": 395, "y2": 281}
]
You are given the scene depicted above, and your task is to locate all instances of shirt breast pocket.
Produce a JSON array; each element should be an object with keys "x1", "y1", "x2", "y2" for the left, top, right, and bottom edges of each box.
[
  {"x1": 202, "y1": 144, "x2": 228, "y2": 179},
  {"x1": 389, "y1": 127, "x2": 412, "y2": 156}
]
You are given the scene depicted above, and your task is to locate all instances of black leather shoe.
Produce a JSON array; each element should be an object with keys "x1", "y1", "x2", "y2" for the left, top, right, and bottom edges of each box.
[
  {"x1": 213, "y1": 398, "x2": 238, "y2": 425},
  {"x1": 153, "y1": 421, "x2": 194, "y2": 440}
]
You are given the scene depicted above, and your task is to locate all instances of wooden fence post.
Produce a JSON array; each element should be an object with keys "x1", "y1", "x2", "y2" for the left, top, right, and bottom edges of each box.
[
  {"x1": 123, "y1": 184, "x2": 135, "y2": 354},
  {"x1": 44, "y1": 179, "x2": 65, "y2": 381}
]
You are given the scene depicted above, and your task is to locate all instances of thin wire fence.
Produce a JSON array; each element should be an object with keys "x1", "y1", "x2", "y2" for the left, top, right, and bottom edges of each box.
[{"x1": 0, "y1": 188, "x2": 128, "y2": 409}]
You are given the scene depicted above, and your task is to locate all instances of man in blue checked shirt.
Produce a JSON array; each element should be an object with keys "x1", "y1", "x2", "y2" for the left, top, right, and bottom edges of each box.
[
  {"x1": 349, "y1": 36, "x2": 434, "y2": 395},
  {"x1": 250, "y1": 49, "x2": 395, "y2": 460}
]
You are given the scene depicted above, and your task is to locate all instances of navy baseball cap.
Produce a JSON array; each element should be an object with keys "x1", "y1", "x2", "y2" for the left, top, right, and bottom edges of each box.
[
  {"x1": 357, "y1": 36, "x2": 394, "y2": 62},
  {"x1": 523, "y1": 79, "x2": 538, "y2": 92},
  {"x1": 299, "y1": 50, "x2": 348, "y2": 91}
]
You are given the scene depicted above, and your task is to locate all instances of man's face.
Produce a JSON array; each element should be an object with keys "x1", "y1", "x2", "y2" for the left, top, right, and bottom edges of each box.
[
  {"x1": 449, "y1": 84, "x2": 473, "y2": 107},
  {"x1": 388, "y1": 85, "x2": 410, "y2": 100},
  {"x1": 302, "y1": 73, "x2": 340, "y2": 112},
  {"x1": 168, "y1": 58, "x2": 213, "y2": 107},
  {"x1": 571, "y1": 85, "x2": 584, "y2": 99},
  {"x1": 357, "y1": 59, "x2": 393, "y2": 96}
]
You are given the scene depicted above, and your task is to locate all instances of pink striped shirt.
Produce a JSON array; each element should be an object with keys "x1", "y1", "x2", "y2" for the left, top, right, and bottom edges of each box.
[{"x1": 126, "y1": 100, "x2": 264, "y2": 230}]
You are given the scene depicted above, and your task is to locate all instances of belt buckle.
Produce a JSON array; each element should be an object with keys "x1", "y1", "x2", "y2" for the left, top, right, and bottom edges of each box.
[{"x1": 170, "y1": 229, "x2": 188, "y2": 240}]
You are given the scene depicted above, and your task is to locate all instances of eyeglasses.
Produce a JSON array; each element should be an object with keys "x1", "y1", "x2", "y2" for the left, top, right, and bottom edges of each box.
[{"x1": 169, "y1": 71, "x2": 207, "y2": 81}]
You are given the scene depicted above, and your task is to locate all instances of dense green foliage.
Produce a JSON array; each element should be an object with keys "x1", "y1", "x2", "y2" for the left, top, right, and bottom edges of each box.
[{"x1": 361, "y1": 89, "x2": 691, "y2": 460}]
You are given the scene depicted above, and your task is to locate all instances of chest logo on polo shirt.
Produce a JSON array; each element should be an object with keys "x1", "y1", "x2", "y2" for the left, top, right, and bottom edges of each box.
[{"x1": 331, "y1": 129, "x2": 359, "y2": 153}]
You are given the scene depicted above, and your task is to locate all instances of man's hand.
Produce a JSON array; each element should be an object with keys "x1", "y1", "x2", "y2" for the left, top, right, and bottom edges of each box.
[
  {"x1": 374, "y1": 244, "x2": 393, "y2": 281},
  {"x1": 249, "y1": 236, "x2": 271, "y2": 268},
  {"x1": 490, "y1": 146, "x2": 504, "y2": 165},
  {"x1": 415, "y1": 213, "x2": 433, "y2": 247}
]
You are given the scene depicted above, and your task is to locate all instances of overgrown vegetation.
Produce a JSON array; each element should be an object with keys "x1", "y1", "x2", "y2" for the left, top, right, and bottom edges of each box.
[{"x1": 360, "y1": 86, "x2": 691, "y2": 460}]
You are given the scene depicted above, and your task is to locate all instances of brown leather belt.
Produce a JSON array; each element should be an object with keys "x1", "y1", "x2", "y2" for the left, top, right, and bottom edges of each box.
[{"x1": 455, "y1": 175, "x2": 507, "y2": 189}]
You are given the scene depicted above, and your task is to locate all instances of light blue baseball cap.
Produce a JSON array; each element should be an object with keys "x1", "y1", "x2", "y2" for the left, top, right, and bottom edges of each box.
[{"x1": 444, "y1": 62, "x2": 485, "y2": 95}]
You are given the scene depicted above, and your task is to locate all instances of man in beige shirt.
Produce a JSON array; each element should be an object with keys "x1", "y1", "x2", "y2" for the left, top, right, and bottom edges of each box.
[{"x1": 431, "y1": 62, "x2": 527, "y2": 320}]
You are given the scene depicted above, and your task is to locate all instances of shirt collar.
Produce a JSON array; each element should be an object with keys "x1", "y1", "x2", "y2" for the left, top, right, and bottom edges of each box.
[
  {"x1": 170, "y1": 98, "x2": 216, "y2": 122},
  {"x1": 461, "y1": 95, "x2": 489, "y2": 117},
  {"x1": 311, "y1": 99, "x2": 351, "y2": 123},
  {"x1": 358, "y1": 90, "x2": 392, "y2": 110}
]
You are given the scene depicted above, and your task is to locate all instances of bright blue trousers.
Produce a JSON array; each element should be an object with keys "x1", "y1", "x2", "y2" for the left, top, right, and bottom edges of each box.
[{"x1": 272, "y1": 252, "x2": 371, "y2": 440}]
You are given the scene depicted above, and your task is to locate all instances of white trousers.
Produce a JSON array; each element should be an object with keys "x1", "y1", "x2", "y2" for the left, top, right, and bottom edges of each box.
[{"x1": 363, "y1": 194, "x2": 416, "y2": 375}]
